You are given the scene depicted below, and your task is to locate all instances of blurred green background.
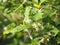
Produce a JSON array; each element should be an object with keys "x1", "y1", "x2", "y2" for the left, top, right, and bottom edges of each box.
[{"x1": 0, "y1": 0, "x2": 60, "y2": 45}]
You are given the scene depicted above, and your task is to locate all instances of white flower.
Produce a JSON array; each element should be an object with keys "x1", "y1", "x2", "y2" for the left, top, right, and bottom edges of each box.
[
  {"x1": 24, "y1": 0, "x2": 27, "y2": 2},
  {"x1": 24, "y1": 29, "x2": 33, "y2": 40},
  {"x1": 32, "y1": 23, "x2": 37, "y2": 28},
  {"x1": 3, "y1": 27, "x2": 7, "y2": 30},
  {"x1": 32, "y1": 23, "x2": 39, "y2": 31},
  {"x1": 39, "y1": 38, "x2": 44, "y2": 43},
  {"x1": 38, "y1": 9, "x2": 42, "y2": 13},
  {"x1": 48, "y1": 32, "x2": 51, "y2": 36},
  {"x1": 47, "y1": 38, "x2": 49, "y2": 41},
  {"x1": 24, "y1": 19, "x2": 31, "y2": 23},
  {"x1": 37, "y1": 23, "x2": 41, "y2": 26},
  {"x1": 29, "y1": 35, "x2": 33, "y2": 40},
  {"x1": 37, "y1": 23, "x2": 44, "y2": 30}
]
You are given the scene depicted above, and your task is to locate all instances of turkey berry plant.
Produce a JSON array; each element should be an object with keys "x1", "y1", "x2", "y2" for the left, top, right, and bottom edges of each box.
[{"x1": 0, "y1": 0, "x2": 60, "y2": 45}]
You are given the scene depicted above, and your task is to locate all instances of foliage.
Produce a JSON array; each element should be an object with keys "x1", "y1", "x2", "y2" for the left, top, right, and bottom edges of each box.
[{"x1": 0, "y1": 0, "x2": 60, "y2": 45}]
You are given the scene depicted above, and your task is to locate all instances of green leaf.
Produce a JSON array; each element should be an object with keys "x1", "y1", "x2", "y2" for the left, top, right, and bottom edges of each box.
[
  {"x1": 33, "y1": 12, "x2": 44, "y2": 21},
  {"x1": 50, "y1": 26, "x2": 59, "y2": 36},
  {"x1": 32, "y1": 38, "x2": 39, "y2": 45},
  {"x1": 50, "y1": 10, "x2": 57, "y2": 17},
  {"x1": 10, "y1": 24, "x2": 26, "y2": 33},
  {"x1": 0, "y1": 6, "x2": 5, "y2": 9},
  {"x1": 24, "y1": 6, "x2": 31, "y2": 23},
  {"x1": 40, "y1": 0, "x2": 46, "y2": 4},
  {"x1": 54, "y1": 18, "x2": 60, "y2": 25},
  {"x1": 57, "y1": 38, "x2": 60, "y2": 44},
  {"x1": 24, "y1": 6, "x2": 31, "y2": 16},
  {"x1": 32, "y1": 0, "x2": 38, "y2": 4},
  {"x1": 9, "y1": 23, "x2": 31, "y2": 34}
]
